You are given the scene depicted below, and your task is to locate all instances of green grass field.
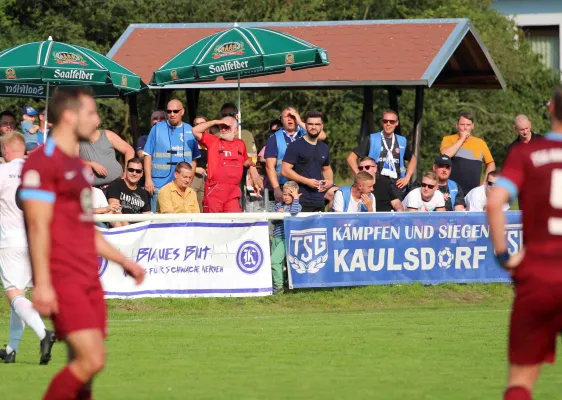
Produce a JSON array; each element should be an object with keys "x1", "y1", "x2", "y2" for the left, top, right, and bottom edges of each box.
[{"x1": 1, "y1": 284, "x2": 561, "y2": 399}]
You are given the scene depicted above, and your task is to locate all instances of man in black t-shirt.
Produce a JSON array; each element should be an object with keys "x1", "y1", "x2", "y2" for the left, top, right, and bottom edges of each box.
[
  {"x1": 357, "y1": 156, "x2": 404, "y2": 212},
  {"x1": 107, "y1": 157, "x2": 151, "y2": 227},
  {"x1": 281, "y1": 111, "x2": 335, "y2": 212},
  {"x1": 347, "y1": 110, "x2": 417, "y2": 202}
]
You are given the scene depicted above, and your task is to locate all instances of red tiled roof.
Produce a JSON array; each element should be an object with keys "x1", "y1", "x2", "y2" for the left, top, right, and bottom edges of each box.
[{"x1": 108, "y1": 20, "x2": 505, "y2": 89}]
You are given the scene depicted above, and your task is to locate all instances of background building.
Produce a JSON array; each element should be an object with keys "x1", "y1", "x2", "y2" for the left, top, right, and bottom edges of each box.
[{"x1": 493, "y1": 0, "x2": 562, "y2": 72}]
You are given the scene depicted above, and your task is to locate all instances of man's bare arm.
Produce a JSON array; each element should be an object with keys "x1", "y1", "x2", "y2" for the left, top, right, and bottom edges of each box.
[
  {"x1": 192, "y1": 120, "x2": 220, "y2": 141},
  {"x1": 22, "y1": 198, "x2": 58, "y2": 315}
]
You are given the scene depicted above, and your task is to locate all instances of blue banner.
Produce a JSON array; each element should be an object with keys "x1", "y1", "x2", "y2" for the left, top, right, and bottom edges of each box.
[{"x1": 284, "y1": 212, "x2": 522, "y2": 288}]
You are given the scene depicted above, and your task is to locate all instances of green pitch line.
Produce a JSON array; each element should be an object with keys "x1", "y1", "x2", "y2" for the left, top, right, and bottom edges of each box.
[{"x1": 0, "y1": 284, "x2": 560, "y2": 399}]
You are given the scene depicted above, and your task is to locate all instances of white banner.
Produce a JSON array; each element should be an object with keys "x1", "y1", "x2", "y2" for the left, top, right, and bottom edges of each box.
[{"x1": 97, "y1": 219, "x2": 272, "y2": 298}]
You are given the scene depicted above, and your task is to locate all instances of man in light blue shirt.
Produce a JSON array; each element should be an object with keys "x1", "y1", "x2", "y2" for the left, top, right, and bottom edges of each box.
[{"x1": 143, "y1": 99, "x2": 200, "y2": 212}]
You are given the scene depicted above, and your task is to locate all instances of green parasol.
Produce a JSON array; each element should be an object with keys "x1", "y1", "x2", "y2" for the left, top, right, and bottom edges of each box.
[
  {"x1": 150, "y1": 24, "x2": 329, "y2": 136},
  {"x1": 0, "y1": 36, "x2": 146, "y2": 141}
]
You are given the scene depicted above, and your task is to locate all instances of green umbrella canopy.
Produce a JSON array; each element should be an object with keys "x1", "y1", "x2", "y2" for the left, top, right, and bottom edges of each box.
[
  {"x1": 151, "y1": 26, "x2": 329, "y2": 85},
  {"x1": 0, "y1": 37, "x2": 145, "y2": 98}
]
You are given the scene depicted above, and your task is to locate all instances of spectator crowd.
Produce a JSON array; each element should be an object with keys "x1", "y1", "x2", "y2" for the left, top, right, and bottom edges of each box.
[
  {"x1": 1, "y1": 102, "x2": 531, "y2": 221},
  {"x1": 0, "y1": 101, "x2": 534, "y2": 292}
]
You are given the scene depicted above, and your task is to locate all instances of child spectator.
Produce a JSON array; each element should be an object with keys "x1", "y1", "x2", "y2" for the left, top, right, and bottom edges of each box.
[
  {"x1": 271, "y1": 181, "x2": 302, "y2": 294},
  {"x1": 21, "y1": 106, "x2": 40, "y2": 152}
]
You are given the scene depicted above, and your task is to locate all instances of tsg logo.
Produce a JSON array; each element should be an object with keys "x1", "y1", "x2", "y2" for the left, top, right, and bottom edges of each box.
[
  {"x1": 98, "y1": 256, "x2": 108, "y2": 277},
  {"x1": 236, "y1": 241, "x2": 263, "y2": 274},
  {"x1": 288, "y1": 228, "x2": 328, "y2": 274}
]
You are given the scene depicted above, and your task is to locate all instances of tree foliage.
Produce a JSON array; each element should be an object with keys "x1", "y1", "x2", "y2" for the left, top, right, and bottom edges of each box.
[{"x1": 0, "y1": 0, "x2": 558, "y2": 179}]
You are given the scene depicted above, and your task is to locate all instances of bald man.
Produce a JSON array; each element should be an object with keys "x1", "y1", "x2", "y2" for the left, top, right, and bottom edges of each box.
[
  {"x1": 193, "y1": 117, "x2": 262, "y2": 212},
  {"x1": 506, "y1": 114, "x2": 541, "y2": 153},
  {"x1": 143, "y1": 99, "x2": 200, "y2": 212}
]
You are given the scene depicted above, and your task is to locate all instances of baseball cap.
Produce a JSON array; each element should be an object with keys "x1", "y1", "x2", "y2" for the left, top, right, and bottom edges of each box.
[
  {"x1": 434, "y1": 154, "x2": 452, "y2": 166},
  {"x1": 23, "y1": 106, "x2": 38, "y2": 116}
]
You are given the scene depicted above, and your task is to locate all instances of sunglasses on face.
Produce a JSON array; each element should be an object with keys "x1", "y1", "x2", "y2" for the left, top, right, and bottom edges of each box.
[
  {"x1": 382, "y1": 119, "x2": 397, "y2": 124},
  {"x1": 221, "y1": 111, "x2": 237, "y2": 117},
  {"x1": 358, "y1": 165, "x2": 375, "y2": 171},
  {"x1": 167, "y1": 109, "x2": 182, "y2": 114},
  {"x1": 127, "y1": 168, "x2": 142, "y2": 174},
  {"x1": 421, "y1": 182, "x2": 435, "y2": 189}
]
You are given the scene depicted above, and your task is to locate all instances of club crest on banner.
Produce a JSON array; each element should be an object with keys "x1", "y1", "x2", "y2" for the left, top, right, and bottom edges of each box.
[
  {"x1": 288, "y1": 228, "x2": 328, "y2": 274},
  {"x1": 121, "y1": 75, "x2": 127, "y2": 87},
  {"x1": 236, "y1": 240, "x2": 263, "y2": 274},
  {"x1": 285, "y1": 53, "x2": 295, "y2": 65},
  {"x1": 171, "y1": 70, "x2": 179, "y2": 81}
]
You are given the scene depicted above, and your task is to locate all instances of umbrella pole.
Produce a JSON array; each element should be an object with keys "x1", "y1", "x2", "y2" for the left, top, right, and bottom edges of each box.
[
  {"x1": 237, "y1": 73, "x2": 241, "y2": 139},
  {"x1": 43, "y1": 82, "x2": 50, "y2": 144}
]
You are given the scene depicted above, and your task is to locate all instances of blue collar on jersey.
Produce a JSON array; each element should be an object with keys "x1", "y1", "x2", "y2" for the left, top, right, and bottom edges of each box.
[{"x1": 545, "y1": 132, "x2": 562, "y2": 141}]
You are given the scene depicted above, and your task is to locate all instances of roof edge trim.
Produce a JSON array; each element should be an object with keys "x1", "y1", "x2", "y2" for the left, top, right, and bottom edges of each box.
[
  {"x1": 422, "y1": 20, "x2": 469, "y2": 87},
  {"x1": 147, "y1": 80, "x2": 430, "y2": 90}
]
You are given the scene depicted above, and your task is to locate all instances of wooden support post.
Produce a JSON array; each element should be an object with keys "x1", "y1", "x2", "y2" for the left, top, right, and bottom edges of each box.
[
  {"x1": 412, "y1": 86, "x2": 425, "y2": 181},
  {"x1": 387, "y1": 87, "x2": 402, "y2": 135},
  {"x1": 359, "y1": 86, "x2": 375, "y2": 142},
  {"x1": 155, "y1": 89, "x2": 171, "y2": 111},
  {"x1": 128, "y1": 94, "x2": 140, "y2": 146},
  {"x1": 184, "y1": 89, "x2": 201, "y2": 124}
]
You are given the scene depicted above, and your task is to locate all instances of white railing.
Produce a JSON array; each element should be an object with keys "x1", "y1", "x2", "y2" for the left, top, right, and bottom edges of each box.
[{"x1": 93, "y1": 212, "x2": 324, "y2": 223}]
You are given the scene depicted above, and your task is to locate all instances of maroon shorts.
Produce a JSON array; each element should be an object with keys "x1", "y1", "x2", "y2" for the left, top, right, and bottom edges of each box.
[
  {"x1": 509, "y1": 279, "x2": 562, "y2": 365},
  {"x1": 203, "y1": 183, "x2": 242, "y2": 213},
  {"x1": 52, "y1": 282, "x2": 107, "y2": 340}
]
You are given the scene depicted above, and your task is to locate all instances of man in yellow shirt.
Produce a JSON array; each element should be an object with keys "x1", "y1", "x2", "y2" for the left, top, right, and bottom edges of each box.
[
  {"x1": 157, "y1": 162, "x2": 200, "y2": 213},
  {"x1": 440, "y1": 112, "x2": 496, "y2": 194}
]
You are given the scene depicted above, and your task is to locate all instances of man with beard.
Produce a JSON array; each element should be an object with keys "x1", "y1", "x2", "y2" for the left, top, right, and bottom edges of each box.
[
  {"x1": 281, "y1": 111, "x2": 334, "y2": 212},
  {"x1": 19, "y1": 89, "x2": 145, "y2": 399},
  {"x1": 192, "y1": 116, "x2": 262, "y2": 212}
]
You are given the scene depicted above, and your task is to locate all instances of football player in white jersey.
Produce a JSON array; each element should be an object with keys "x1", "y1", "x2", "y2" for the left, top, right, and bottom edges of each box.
[{"x1": 0, "y1": 132, "x2": 56, "y2": 364}]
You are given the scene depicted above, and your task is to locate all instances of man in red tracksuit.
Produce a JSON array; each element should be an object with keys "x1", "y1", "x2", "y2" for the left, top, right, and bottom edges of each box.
[{"x1": 192, "y1": 117, "x2": 262, "y2": 212}]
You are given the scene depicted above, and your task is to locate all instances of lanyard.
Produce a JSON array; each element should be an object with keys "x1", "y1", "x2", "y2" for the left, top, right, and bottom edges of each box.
[
  {"x1": 283, "y1": 129, "x2": 300, "y2": 143},
  {"x1": 381, "y1": 132, "x2": 395, "y2": 156}
]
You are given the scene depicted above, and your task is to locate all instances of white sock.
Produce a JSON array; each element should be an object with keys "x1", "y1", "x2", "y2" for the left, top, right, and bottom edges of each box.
[
  {"x1": 11, "y1": 295, "x2": 46, "y2": 340},
  {"x1": 7, "y1": 309, "x2": 25, "y2": 353}
]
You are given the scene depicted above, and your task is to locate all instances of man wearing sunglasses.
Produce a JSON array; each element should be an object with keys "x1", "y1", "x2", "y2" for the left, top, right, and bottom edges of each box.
[
  {"x1": 106, "y1": 158, "x2": 151, "y2": 226},
  {"x1": 347, "y1": 110, "x2": 417, "y2": 202},
  {"x1": 465, "y1": 171, "x2": 508, "y2": 212},
  {"x1": 402, "y1": 172, "x2": 445, "y2": 212},
  {"x1": 192, "y1": 116, "x2": 262, "y2": 213},
  {"x1": 143, "y1": 99, "x2": 200, "y2": 212},
  {"x1": 220, "y1": 103, "x2": 257, "y2": 162},
  {"x1": 432, "y1": 154, "x2": 466, "y2": 211},
  {"x1": 358, "y1": 156, "x2": 404, "y2": 212}
]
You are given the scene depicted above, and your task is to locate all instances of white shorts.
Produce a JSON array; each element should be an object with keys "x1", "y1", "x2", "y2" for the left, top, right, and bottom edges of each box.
[{"x1": 0, "y1": 247, "x2": 32, "y2": 290}]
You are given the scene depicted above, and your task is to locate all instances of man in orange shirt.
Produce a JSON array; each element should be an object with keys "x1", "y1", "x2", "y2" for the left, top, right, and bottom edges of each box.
[{"x1": 440, "y1": 112, "x2": 495, "y2": 193}]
